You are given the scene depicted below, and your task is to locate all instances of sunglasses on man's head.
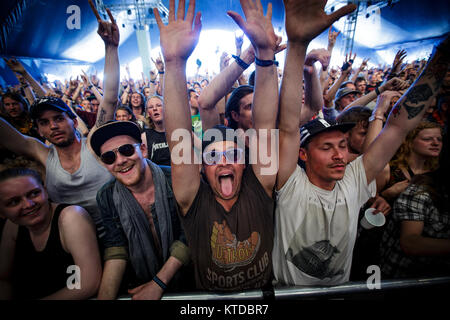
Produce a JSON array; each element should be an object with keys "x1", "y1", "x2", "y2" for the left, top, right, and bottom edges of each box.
[
  {"x1": 202, "y1": 148, "x2": 244, "y2": 165},
  {"x1": 100, "y1": 143, "x2": 140, "y2": 165}
]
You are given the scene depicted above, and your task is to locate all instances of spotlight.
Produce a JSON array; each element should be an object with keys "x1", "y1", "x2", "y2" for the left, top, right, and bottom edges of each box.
[
  {"x1": 366, "y1": 13, "x2": 370, "y2": 18},
  {"x1": 122, "y1": 23, "x2": 125, "y2": 28},
  {"x1": 127, "y1": 9, "x2": 132, "y2": 15}
]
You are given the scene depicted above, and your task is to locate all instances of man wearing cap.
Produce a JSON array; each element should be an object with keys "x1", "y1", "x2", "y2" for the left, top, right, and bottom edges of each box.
[
  {"x1": 0, "y1": 9, "x2": 120, "y2": 233},
  {"x1": 274, "y1": 1, "x2": 449, "y2": 286},
  {"x1": 155, "y1": 0, "x2": 279, "y2": 291},
  {"x1": 89, "y1": 121, "x2": 190, "y2": 300}
]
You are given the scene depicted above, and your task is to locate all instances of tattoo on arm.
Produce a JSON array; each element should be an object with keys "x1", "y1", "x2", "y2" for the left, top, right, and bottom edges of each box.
[
  {"x1": 96, "y1": 109, "x2": 107, "y2": 128},
  {"x1": 393, "y1": 83, "x2": 432, "y2": 120}
]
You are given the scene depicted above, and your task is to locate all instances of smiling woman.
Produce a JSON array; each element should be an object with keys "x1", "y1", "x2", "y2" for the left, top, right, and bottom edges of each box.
[{"x1": 0, "y1": 167, "x2": 102, "y2": 300}]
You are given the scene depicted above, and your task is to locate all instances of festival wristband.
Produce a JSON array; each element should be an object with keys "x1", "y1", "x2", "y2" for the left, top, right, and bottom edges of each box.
[
  {"x1": 232, "y1": 54, "x2": 251, "y2": 70},
  {"x1": 153, "y1": 275, "x2": 167, "y2": 291},
  {"x1": 255, "y1": 56, "x2": 279, "y2": 67}
]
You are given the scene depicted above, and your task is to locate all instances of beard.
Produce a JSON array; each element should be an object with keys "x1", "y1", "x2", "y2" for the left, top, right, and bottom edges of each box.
[{"x1": 51, "y1": 130, "x2": 76, "y2": 148}]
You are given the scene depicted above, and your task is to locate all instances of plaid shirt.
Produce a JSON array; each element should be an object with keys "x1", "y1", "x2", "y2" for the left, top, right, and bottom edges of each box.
[{"x1": 379, "y1": 183, "x2": 450, "y2": 279}]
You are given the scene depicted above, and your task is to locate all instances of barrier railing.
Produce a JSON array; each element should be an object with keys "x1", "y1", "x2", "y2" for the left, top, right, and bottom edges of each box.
[{"x1": 116, "y1": 276, "x2": 450, "y2": 300}]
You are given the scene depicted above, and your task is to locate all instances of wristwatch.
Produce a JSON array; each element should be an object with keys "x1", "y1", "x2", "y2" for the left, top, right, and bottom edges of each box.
[{"x1": 369, "y1": 114, "x2": 384, "y2": 122}]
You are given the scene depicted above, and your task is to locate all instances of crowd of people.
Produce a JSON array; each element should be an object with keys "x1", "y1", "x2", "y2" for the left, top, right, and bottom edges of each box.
[{"x1": 0, "y1": 0, "x2": 449, "y2": 300}]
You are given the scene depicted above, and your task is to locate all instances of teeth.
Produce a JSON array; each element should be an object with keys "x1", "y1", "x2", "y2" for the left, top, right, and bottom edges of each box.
[
  {"x1": 24, "y1": 208, "x2": 38, "y2": 216},
  {"x1": 120, "y1": 166, "x2": 132, "y2": 173}
]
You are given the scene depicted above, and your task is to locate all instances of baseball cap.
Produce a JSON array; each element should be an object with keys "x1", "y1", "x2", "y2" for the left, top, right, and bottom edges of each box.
[
  {"x1": 334, "y1": 87, "x2": 361, "y2": 104},
  {"x1": 300, "y1": 118, "x2": 355, "y2": 147},
  {"x1": 30, "y1": 97, "x2": 77, "y2": 120},
  {"x1": 89, "y1": 120, "x2": 142, "y2": 157}
]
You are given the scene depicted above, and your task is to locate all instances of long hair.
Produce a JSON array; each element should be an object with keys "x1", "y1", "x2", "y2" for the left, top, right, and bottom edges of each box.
[
  {"x1": 145, "y1": 94, "x2": 163, "y2": 130},
  {"x1": 390, "y1": 121, "x2": 442, "y2": 172}
]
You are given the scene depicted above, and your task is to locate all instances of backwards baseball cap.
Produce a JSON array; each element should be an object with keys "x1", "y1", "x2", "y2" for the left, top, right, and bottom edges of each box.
[
  {"x1": 30, "y1": 97, "x2": 77, "y2": 120},
  {"x1": 300, "y1": 118, "x2": 355, "y2": 147},
  {"x1": 89, "y1": 120, "x2": 142, "y2": 157},
  {"x1": 334, "y1": 87, "x2": 361, "y2": 104}
]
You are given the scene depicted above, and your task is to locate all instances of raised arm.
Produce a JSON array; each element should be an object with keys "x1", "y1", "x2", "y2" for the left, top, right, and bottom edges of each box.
[
  {"x1": 198, "y1": 45, "x2": 255, "y2": 131},
  {"x1": 3, "y1": 58, "x2": 47, "y2": 98},
  {"x1": 88, "y1": 0, "x2": 120, "y2": 128},
  {"x1": 343, "y1": 76, "x2": 409, "y2": 111},
  {"x1": 154, "y1": 0, "x2": 202, "y2": 214},
  {"x1": 0, "y1": 117, "x2": 49, "y2": 165},
  {"x1": 228, "y1": 0, "x2": 281, "y2": 195},
  {"x1": 363, "y1": 35, "x2": 450, "y2": 184},
  {"x1": 277, "y1": 0, "x2": 356, "y2": 189},
  {"x1": 301, "y1": 48, "x2": 329, "y2": 125}
]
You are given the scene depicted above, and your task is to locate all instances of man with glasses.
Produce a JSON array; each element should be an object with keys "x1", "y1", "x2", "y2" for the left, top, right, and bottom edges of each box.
[
  {"x1": 155, "y1": 0, "x2": 279, "y2": 291},
  {"x1": 89, "y1": 121, "x2": 191, "y2": 299}
]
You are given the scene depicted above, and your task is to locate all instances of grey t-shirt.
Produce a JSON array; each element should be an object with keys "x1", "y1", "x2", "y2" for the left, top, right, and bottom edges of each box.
[{"x1": 45, "y1": 138, "x2": 112, "y2": 233}]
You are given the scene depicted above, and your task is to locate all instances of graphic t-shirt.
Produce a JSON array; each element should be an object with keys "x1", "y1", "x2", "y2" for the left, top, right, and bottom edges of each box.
[
  {"x1": 273, "y1": 155, "x2": 376, "y2": 286},
  {"x1": 180, "y1": 166, "x2": 274, "y2": 291},
  {"x1": 145, "y1": 128, "x2": 171, "y2": 166}
]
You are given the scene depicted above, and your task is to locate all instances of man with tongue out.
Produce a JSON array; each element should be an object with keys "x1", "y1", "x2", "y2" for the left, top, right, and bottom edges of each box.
[{"x1": 155, "y1": 0, "x2": 279, "y2": 291}]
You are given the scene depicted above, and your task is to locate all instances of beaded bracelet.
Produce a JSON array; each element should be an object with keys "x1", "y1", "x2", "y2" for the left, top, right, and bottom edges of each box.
[{"x1": 231, "y1": 54, "x2": 250, "y2": 70}]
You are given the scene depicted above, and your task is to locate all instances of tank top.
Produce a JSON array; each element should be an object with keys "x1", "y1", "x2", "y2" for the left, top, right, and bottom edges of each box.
[
  {"x1": 12, "y1": 204, "x2": 74, "y2": 299},
  {"x1": 45, "y1": 138, "x2": 112, "y2": 229}
]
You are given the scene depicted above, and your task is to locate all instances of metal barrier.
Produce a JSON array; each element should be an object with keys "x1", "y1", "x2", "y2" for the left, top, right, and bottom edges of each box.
[{"x1": 116, "y1": 276, "x2": 450, "y2": 300}]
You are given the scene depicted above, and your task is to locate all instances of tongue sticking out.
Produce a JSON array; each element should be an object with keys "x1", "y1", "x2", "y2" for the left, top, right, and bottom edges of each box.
[{"x1": 219, "y1": 176, "x2": 233, "y2": 197}]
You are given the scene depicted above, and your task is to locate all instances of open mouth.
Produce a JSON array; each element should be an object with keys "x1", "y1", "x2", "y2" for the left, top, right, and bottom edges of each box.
[
  {"x1": 218, "y1": 173, "x2": 234, "y2": 197},
  {"x1": 117, "y1": 164, "x2": 134, "y2": 174}
]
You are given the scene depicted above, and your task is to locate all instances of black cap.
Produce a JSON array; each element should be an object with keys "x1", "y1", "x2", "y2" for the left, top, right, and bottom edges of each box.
[
  {"x1": 300, "y1": 118, "x2": 355, "y2": 147},
  {"x1": 89, "y1": 120, "x2": 142, "y2": 157},
  {"x1": 30, "y1": 97, "x2": 77, "y2": 120}
]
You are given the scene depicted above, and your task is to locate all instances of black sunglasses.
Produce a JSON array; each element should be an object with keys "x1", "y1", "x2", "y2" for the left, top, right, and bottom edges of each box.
[{"x1": 100, "y1": 143, "x2": 140, "y2": 165}]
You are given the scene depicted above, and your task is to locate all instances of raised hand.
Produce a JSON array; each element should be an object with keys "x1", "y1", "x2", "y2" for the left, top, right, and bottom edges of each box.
[
  {"x1": 88, "y1": 0, "x2": 119, "y2": 47},
  {"x1": 235, "y1": 32, "x2": 244, "y2": 51},
  {"x1": 3, "y1": 57, "x2": 26, "y2": 75},
  {"x1": 227, "y1": 0, "x2": 279, "y2": 56},
  {"x1": 220, "y1": 52, "x2": 230, "y2": 71},
  {"x1": 305, "y1": 48, "x2": 331, "y2": 72},
  {"x1": 392, "y1": 49, "x2": 407, "y2": 73},
  {"x1": 381, "y1": 77, "x2": 409, "y2": 92},
  {"x1": 341, "y1": 52, "x2": 356, "y2": 74},
  {"x1": 154, "y1": 0, "x2": 202, "y2": 63},
  {"x1": 360, "y1": 58, "x2": 370, "y2": 71},
  {"x1": 283, "y1": 0, "x2": 356, "y2": 44},
  {"x1": 328, "y1": 26, "x2": 340, "y2": 47},
  {"x1": 151, "y1": 53, "x2": 165, "y2": 72}
]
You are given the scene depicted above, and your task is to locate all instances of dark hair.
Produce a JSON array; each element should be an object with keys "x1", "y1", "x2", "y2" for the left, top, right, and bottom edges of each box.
[
  {"x1": 339, "y1": 81, "x2": 354, "y2": 89},
  {"x1": 225, "y1": 85, "x2": 254, "y2": 129},
  {"x1": 128, "y1": 91, "x2": 145, "y2": 115},
  {"x1": 354, "y1": 77, "x2": 366, "y2": 85},
  {"x1": 0, "y1": 167, "x2": 44, "y2": 187},
  {"x1": 1, "y1": 91, "x2": 30, "y2": 113},
  {"x1": 116, "y1": 105, "x2": 137, "y2": 122},
  {"x1": 336, "y1": 106, "x2": 372, "y2": 128}
]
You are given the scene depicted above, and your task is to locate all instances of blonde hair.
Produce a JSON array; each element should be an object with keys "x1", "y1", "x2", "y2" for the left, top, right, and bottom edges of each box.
[
  {"x1": 390, "y1": 121, "x2": 442, "y2": 172},
  {"x1": 145, "y1": 95, "x2": 163, "y2": 130}
]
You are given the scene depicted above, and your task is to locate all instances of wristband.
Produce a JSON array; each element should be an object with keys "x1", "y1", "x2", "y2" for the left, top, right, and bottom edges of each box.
[
  {"x1": 153, "y1": 275, "x2": 167, "y2": 291},
  {"x1": 255, "y1": 56, "x2": 279, "y2": 67},
  {"x1": 150, "y1": 80, "x2": 156, "y2": 84},
  {"x1": 158, "y1": 71, "x2": 165, "y2": 74},
  {"x1": 231, "y1": 54, "x2": 250, "y2": 70},
  {"x1": 369, "y1": 114, "x2": 384, "y2": 122},
  {"x1": 375, "y1": 87, "x2": 381, "y2": 95}
]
